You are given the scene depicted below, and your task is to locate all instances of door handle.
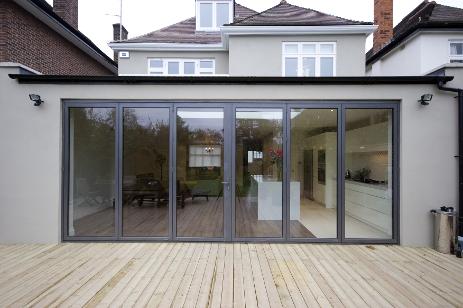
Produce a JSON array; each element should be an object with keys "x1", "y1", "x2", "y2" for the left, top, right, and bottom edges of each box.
[{"x1": 221, "y1": 181, "x2": 230, "y2": 191}]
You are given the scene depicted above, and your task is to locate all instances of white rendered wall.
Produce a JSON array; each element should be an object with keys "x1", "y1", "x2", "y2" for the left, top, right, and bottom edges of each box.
[
  {"x1": 0, "y1": 65, "x2": 458, "y2": 246},
  {"x1": 368, "y1": 32, "x2": 463, "y2": 76}
]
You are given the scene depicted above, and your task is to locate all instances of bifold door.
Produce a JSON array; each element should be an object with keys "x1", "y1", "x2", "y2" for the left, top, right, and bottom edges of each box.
[
  {"x1": 174, "y1": 106, "x2": 232, "y2": 241},
  {"x1": 63, "y1": 102, "x2": 398, "y2": 243}
]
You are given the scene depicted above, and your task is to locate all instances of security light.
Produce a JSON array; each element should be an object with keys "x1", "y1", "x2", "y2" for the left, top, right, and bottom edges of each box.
[
  {"x1": 29, "y1": 94, "x2": 44, "y2": 106},
  {"x1": 419, "y1": 94, "x2": 433, "y2": 106}
]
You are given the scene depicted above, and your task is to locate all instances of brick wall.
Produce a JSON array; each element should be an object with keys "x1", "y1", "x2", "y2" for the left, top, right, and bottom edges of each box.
[
  {"x1": 0, "y1": 0, "x2": 113, "y2": 75},
  {"x1": 53, "y1": 0, "x2": 78, "y2": 29},
  {"x1": 0, "y1": 1, "x2": 7, "y2": 62},
  {"x1": 373, "y1": 0, "x2": 393, "y2": 53}
]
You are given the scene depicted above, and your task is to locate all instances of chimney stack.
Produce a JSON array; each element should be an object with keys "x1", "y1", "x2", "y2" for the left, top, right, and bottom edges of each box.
[
  {"x1": 373, "y1": 0, "x2": 393, "y2": 53},
  {"x1": 113, "y1": 23, "x2": 128, "y2": 62},
  {"x1": 53, "y1": 0, "x2": 78, "y2": 29}
]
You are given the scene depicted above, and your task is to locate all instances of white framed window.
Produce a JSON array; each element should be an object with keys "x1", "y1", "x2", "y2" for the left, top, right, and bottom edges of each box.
[
  {"x1": 449, "y1": 40, "x2": 463, "y2": 63},
  {"x1": 196, "y1": 0, "x2": 233, "y2": 31},
  {"x1": 282, "y1": 42, "x2": 337, "y2": 77},
  {"x1": 148, "y1": 59, "x2": 215, "y2": 76}
]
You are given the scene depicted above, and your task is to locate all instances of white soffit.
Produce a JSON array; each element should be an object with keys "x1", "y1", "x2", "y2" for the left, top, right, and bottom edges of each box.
[
  {"x1": 221, "y1": 25, "x2": 378, "y2": 36},
  {"x1": 108, "y1": 43, "x2": 226, "y2": 52}
]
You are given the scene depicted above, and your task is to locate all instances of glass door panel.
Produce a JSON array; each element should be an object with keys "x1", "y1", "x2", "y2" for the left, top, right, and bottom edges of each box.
[
  {"x1": 68, "y1": 107, "x2": 116, "y2": 237},
  {"x1": 235, "y1": 108, "x2": 283, "y2": 238},
  {"x1": 122, "y1": 108, "x2": 170, "y2": 237},
  {"x1": 176, "y1": 108, "x2": 225, "y2": 238},
  {"x1": 290, "y1": 109, "x2": 338, "y2": 239},
  {"x1": 345, "y1": 109, "x2": 393, "y2": 239}
]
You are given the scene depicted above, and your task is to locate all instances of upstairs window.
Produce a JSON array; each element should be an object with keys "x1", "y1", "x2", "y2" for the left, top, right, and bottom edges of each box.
[
  {"x1": 148, "y1": 59, "x2": 215, "y2": 76},
  {"x1": 196, "y1": 1, "x2": 233, "y2": 31},
  {"x1": 450, "y1": 41, "x2": 463, "y2": 63},
  {"x1": 282, "y1": 42, "x2": 336, "y2": 77}
]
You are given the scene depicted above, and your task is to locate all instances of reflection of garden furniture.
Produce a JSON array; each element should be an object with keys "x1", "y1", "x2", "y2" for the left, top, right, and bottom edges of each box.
[
  {"x1": 78, "y1": 178, "x2": 114, "y2": 207},
  {"x1": 123, "y1": 174, "x2": 166, "y2": 207},
  {"x1": 191, "y1": 180, "x2": 221, "y2": 202},
  {"x1": 177, "y1": 180, "x2": 190, "y2": 208}
]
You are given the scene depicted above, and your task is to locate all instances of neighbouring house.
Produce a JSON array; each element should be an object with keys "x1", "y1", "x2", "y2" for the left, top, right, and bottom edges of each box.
[
  {"x1": 366, "y1": 0, "x2": 463, "y2": 237},
  {"x1": 366, "y1": 1, "x2": 463, "y2": 84},
  {"x1": 0, "y1": 0, "x2": 117, "y2": 75},
  {"x1": 0, "y1": 0, "x2": 461, "y2": 248}
]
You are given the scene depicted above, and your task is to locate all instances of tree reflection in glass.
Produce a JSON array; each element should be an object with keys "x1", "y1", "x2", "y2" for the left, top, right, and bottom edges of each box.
[
  {"x1": 69, "y1": 108, "x2": 116, "y2": 237},
  {"x1": 122, "y1": 108, "x2": 170, "y2": 237}
]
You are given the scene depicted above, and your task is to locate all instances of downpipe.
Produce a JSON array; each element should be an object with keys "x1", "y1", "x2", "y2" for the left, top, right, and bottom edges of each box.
[{"x1": 438, "y1": 81, "x2": 463, "y2": 257}]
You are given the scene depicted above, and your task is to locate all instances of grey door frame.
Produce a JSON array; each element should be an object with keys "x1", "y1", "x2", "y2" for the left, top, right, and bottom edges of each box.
[
  {"x1": 62, "y1": 100, "x2": 400, "y2": 244},
  {"x1": 231, "y1": 102, "x2": 287, "y2": 242},
  {"x1": 62, "y1": 101, "x2": 120, "y2": 242},
  {"x1": 285, "y1": 102, "x2": 343, "y2": 243},
  {"x1": 118, "y1": 103, "x2": 173, "y2": 241},
  {"x1": 173, "y1": 103, "x2": 232, "y2": 242}
]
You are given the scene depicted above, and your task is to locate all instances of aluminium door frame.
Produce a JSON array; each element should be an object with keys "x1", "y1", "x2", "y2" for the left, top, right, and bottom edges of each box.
[
  {"x1": 284, "y1": 101, "x2": 400, "y2": 244},
  {"x1": 339, "y1": 102, "x2": 400, "y2": 245},
  {"x1": 172, "y1": 102, "x2": 232, "y2": 242},
  {"x1": 285, "y1": 102, "x2": 343, "y2": 243},
  {"x1": 230, "y1": 102, "x2": 289, "y2": 242},
  {"x1": 62, "y1": 99, "x2": 400, "y2": 244},
  {"x1": 118, "y1": 102, "x2": 173, "y2": 241},
  {"x1": 62, "y1": 101, "x2": 120, "y2": 242}
]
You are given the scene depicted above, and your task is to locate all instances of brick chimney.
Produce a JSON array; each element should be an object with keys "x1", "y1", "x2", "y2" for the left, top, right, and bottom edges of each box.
[
  {"x1": 53, "y1": 0, "x2": 78, "y2": 29},
  {"x1": 113, "y1": 23, "x2": 128, "y2": 62},
  {"x1": 373, "y1": 0, "x2": 393, "y2": 53}
]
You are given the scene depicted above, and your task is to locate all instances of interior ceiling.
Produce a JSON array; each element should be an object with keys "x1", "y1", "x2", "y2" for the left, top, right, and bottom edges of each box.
[{"x1": 292, "y1": 109, "x2": 389, "y2": 131}]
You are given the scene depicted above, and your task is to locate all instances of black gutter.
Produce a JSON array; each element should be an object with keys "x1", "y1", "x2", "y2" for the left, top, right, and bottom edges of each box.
[
  {"x1": 367, "y1": 22, "x2": 463, "y2": 66},
  {"x1": 438, "y1": 81, "x2": 463, "y2": 239},
  {"x1": 8, "y1": 74, "x2": 453, "y2": 85}
]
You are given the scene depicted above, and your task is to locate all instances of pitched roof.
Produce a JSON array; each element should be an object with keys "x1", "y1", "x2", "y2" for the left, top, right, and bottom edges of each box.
[
  {"x1": 367, "y1": 1, "x2": 463, "y2": 64},
  {"x1": 228, "y1": 0, "x2": 372, "y2": 26},
  {"x1": 123, "y1": 3, "x2": 256, "y2": 44},
  {"x1": 27, "y1": 0, "x2": 117, "y2": 72}
]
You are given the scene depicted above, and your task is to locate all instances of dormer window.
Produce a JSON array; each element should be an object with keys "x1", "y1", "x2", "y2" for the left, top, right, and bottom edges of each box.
[{"x1": 196, "y1": 1, "x2": 233, "y2": 31}]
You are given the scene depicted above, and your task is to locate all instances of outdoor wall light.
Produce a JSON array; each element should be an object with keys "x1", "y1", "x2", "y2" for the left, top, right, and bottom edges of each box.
[
  {"x1": 419, "y1": 94, "x2": 433, "y2": 105},
  {"x1": 29, "y1": 94, "x2": 44, "y2": 106}
]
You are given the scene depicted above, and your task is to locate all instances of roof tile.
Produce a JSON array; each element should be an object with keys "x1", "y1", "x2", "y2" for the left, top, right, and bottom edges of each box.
[
  {"x1": 123, "y1": 3, "x2": 256, "y2": 44},
  {"x1": 367, "y1": 1, "x2": 463, "y2": 63},
  {"x1": 228, "y1": 1, "x2": 372, "y2": 26}
]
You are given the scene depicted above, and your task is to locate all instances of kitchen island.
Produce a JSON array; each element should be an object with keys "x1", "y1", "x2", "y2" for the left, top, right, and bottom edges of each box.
[
  {"x1": 345, "y1": 179, "x2": 392, "y2": 236},
  {"x1": 255, "y1": 179, "x2": 300, "y2": 220}
]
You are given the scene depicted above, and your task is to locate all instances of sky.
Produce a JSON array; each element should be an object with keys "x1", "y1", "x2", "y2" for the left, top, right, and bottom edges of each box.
[{"x1": 45, "y1": 0, "x2": 463, "y2": 57}]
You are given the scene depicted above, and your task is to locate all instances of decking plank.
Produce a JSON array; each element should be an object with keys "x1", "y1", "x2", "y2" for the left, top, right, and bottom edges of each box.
[{"x1": 0, "y1": 243, "x2": 461, "y2": 308}]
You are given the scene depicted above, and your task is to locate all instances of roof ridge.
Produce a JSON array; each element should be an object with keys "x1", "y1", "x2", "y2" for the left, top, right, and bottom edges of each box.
[
  {"x1": 278, "y1": 1, "x2": 368, "y2": 24},
  {"x1": 229, "y1": 1, "x2": 284, "y2": 25},
  {"x1": 229, "y1": 0, "x2": 370, "y2": 26},
  {"x1": 233, "y1": 2, "x2": 258, "y2": 22},
  {"x1": 122, "y1": 2, "x2": 256, "y2": 42},
  {"x1": 399, "y1": 1, "x2": 435, "y2": 26},
  {"x1": 234, "y1": 2, "x2": 257, "y2": 14},
  {"x1": 367, "y1": 0, "x2": 463, "y2": 65},
  {"x1": 122, "y1": 16, "x2": 196, "y2": 42},
  {"x1": 432, "y1": 1, "x2": 463, "y2": 13}
]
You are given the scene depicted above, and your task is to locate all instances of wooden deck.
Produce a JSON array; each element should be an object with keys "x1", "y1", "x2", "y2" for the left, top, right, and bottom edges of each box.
[{"x1": 0, "y1": 243, "x2": 462, "y2": 307}]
